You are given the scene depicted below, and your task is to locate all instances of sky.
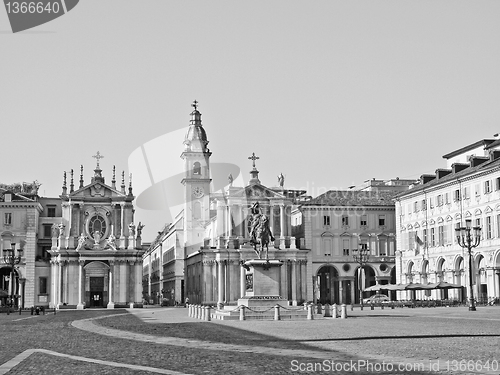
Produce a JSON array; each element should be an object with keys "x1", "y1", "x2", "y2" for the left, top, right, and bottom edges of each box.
[{"x1": 2, "y1": 1, "x2": 500, "y2": 242}]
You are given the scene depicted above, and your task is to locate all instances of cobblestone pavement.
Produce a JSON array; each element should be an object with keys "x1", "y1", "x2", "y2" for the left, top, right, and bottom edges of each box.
[{"x1": 0, "y1": 306, "x2": 499, "y2": 374}]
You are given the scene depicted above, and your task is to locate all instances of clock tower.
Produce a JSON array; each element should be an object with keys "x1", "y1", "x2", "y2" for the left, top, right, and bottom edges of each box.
[{"x1": 181, "y1": 101, "x2": 212, "y2": 255}]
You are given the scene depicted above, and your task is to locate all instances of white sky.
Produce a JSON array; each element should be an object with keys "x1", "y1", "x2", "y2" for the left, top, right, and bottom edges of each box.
[{"x1": 1, "y1": 1, "x2": 500, "y2": 241}]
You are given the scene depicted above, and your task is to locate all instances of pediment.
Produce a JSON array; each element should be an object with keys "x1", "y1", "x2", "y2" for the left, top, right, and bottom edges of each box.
[
  {"x1": 70, "y1": 181, "x2": 126, "y2": 199},
  {"x1": 437, "y1": 217, "x2": 444, "y2": 224},
  {"x1": 485, "y1": 206, "x2": 493, "y2": 214},
  {"x1": 231, "y1": 184, "x2": 284, "y2": 199}
]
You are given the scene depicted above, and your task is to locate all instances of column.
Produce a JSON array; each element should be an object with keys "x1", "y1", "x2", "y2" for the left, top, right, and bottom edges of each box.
[
  {"x1": 269, "y1": 205, "x2": 275, "y2": 238},
  {"x1": 135, "y1": 263, "x2": 143, "y2": 304},
  {"x1": 227, "y1": 206, "x2": 233, "y2": 237},
  {"x1": 229, "y1": 260, "x2": 238, "y2": 301},
  {"x1": 77, "y1": 261, "x2": 84, "y2": 310},
  {"x1": 129, "y1": 261, "x2": 135, "y2": 306},
  {"x1": 286, "y1": 206, "x2": 292, "y2": 239},
  {"x1": 107, "y1": 261, "x2": 114, "y2": 308},
  {"x1": 50, "y1": 260, "x2": 57, "y2": 308},
  {"x1": 350, "y1": 280, "x2": 355, "y2": 305},
  {"x1": 239, "y1": 206, "x2": 245, "y2": 238},
  {"x1": 119, "y1": 260, "x2": 127, "y2": 303},
  {"x1": 120, "y1": 203, "x2": 126, "y2": 249},
  {"x1": 291, "y1": 260, "x2": 297, "y2": 304},
  {"x1": 280, "y1": 205, "x2": 285, "y2": 237},
  {"x1": 217, "y1": 260, "x2": 225, "y2": 307},
  {"x1": 339, "y1": 280, "x2": 344, "y2": 305},
  {"x1": 301, "y1": 260, "x2": 307, "y2": 302},
  {"x1": 240, "y1": 264, "x2": 246, "y2": 298},
  {"x1": 58, "y1": 261, "x2": 63, "y2": 306}
]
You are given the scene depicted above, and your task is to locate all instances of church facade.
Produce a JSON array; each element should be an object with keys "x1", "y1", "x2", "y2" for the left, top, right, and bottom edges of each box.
[
  {"x1": 48, "y1": 157, "x2": 145, "y2": 309},
  {"x1": 142, "y1": 104, "x2": 312, "y2": 306}
]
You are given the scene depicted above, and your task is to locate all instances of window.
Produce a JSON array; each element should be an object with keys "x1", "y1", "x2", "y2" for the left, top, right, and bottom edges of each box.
[
  {"x1": 486, "y1": 216, "x2": 493, "y2": 239},
  {"x1": 496, "y1": 177, "x2": 500, "y2": 191},
  {"x1": 423, "y1": 229, "x2": 428, "y2": 246},
  {"x1": 429, "y1": 197, "x2": 434, "y2": 209},
  {"x1": 323, "y1": 215, "x2": 330, "y2": 226},
  {"x1": 342, "y1": 238, "x2": 350, "y2": 256},
  {"x1": 4, "y1": 193, "x2": 11, "y2": 202},
  {"x1": 89, "y1": 215, "x2": 107, "y2": 239},
  {"x1": 43, "y1": 224, "x2": 52, "y2": 238},
  {"x1": 445, "y1": 193, "x2": 450, "y2": 204},
  {"x1": 360, "y1": 243, "x2": 368, "y2": 251},
  {"x1": 341, "y1": 216, "x2": 349, "y2": 226},
  {"x1": 193, "y1": 162, "x2": 201, "y2": 175},
  {"x1": 378, "y1": 215, "x2": 386, "y2": 226},
  {"x1": 462, "y1": 187, "x2": 470, "y2": 199},
  {"x1": 39, "y1": 277, "x2": 47, "y2": 294},
  {"x1": 47, "y1": 206, "x2": 56, "y2": 217},
  {"x1": 421, "y1": 200, "x2": 426, "y2": 211},
  {"x1": 408, "y1": 231, "x2": 415, "y2": 250},
  {"x1": 475, "y1": 184, "x2": 481, "y2": 197},
  {"x1": 414, "y1": 201, "x2": 419, "y2": 212},
  {"x1": 484, "y1": 180, "x2": 492, "y2": 194},
  {"x1": 454, "y1": 189, "x2": 461, "y2": 201},
  {"x1": 437, "y1": 195, "x2": 443, "y2": 206},
  {"x1": 430, "y1": 228, "x2": 436, "y2": 247},
  {"x1": 438, "y1": 226, "x2": 444, "y2": 246},
  {"x1": 475, "y1": 218, "x2": 481, "y2": 228},
  {"x1": 360, "y1": 215, "x2": 367, "y2": 226},
  {"x1": 4, "y1": 213, "x2": 12, "y2": 225}
]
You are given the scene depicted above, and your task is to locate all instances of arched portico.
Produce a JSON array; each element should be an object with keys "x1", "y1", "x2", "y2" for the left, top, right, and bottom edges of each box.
[
  {"x1": 84, "y1": 261, "x2": 110, "y2": 308},
  {"x1": 316, "y1": 264, "x2": 339, "y2": 305},
  {"x1": 0, "y1": 266, "x2": 19, "y2": 307},
  {"x1": 354, "y1": 265, "x2": 376, "y2": 304}
]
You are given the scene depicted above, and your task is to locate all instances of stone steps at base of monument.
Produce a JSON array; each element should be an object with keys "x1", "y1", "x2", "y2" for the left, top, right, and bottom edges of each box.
[{"x1": 213, "y1": 310, "x2": 312, "y2": 321}]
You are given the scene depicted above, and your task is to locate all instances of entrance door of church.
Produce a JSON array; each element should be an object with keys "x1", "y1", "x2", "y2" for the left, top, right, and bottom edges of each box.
[{"x1": 90, "y1": 277, "x2": 104, "y2": 308}]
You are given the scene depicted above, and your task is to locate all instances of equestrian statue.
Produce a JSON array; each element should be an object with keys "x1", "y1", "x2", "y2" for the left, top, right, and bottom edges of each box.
[{"x1": 249, "y1": 202, "x2": 275, "y2": 260}]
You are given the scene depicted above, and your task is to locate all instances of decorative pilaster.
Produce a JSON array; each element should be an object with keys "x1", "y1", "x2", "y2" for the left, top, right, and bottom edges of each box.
[
  {"x1": 77, "y1": 260, "x2": 85, "y2": 310},
  {"x1": 107, "y1": 260, "x2": 114, "y2": 309}
]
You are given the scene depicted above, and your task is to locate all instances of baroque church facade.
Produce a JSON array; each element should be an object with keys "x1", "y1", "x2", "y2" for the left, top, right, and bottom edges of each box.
[
  {"x1": 0, "y1": 157, "x2": 145, "y2": 310},
  {"x1": 142, "y1": 104, "x2": 312, "y2": 306}
]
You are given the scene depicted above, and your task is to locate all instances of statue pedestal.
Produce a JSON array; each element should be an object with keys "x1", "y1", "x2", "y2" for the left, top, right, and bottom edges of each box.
[{"x1": 237, "y1": 259, "x2": 285, "y2": 308}]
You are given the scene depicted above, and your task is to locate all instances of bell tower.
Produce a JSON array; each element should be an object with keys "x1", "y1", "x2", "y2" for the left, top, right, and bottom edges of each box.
[{"x1": 181, "y1": 101, "x2": 212, "y2": 255}]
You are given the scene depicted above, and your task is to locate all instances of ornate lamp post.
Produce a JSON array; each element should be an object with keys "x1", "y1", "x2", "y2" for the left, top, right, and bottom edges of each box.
[
  {"x1": 2, "y1": 247, "x2": 23, "y2": 309},
  {"x1": 353, "y1": 245, "x2": 370, "y2": 310},
  {"x1": 455, "y1": 219, "x2": 481, "y2": 311}
]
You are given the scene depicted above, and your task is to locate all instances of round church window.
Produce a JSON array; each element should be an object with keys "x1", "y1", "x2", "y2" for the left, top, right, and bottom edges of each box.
[
  {"x1": 89, "y1": 215, "x2": 107, "y2": 239},
  {"x1": 342, "y1": 264, "x2": 350, "y2": 272},
  {"x1": 380, "y1": 263, "x2": 388, "y2": 272}
]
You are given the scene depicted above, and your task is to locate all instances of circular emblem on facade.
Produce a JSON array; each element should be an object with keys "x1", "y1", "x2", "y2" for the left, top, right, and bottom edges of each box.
[
  {"x1": 342, "y1": 263, "x2": 351, "y2": 272},
  {"x1": 380, "y1": 263, "x2": 388, "y2": 272},
  {"x1": 192, "y1": 186, "x2": 204, "y2": 198}
]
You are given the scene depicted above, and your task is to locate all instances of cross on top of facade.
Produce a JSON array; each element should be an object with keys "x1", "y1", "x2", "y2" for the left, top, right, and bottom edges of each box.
[
  {"x1": 248, "y1": 152, "x2": 259, "y2": 169},
  {"x1": 92, "y1": 151, "x2": 104, "y2": 169},
  {"x1": 192, "y1": 100, "x2": 198, "y2": 111}
]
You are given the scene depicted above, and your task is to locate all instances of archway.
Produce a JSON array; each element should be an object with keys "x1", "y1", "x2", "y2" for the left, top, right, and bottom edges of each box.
[
  {"x1": 354, "y1": 265, "x2": 376, "y2": 303},
  {"x1": 84, "y1": 261, "x2": 109, "y2": 308},
  {"x1": 316, "y1": 265, "x2": 339, "y2": 305},
  {"x1": 436, "y1": 258, "x2": 448, "y2": 299},
  {"x1": 476, "y1": 254, "x2": 487, "y2": 303},
  {"x1": 454, "y1": 256, "x2": 465, "y2": 302},
  {"x1": 0, "y1": 266, "x2": 19, "y2": 307}
]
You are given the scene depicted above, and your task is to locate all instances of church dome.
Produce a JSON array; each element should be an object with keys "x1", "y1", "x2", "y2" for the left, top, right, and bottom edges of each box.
[{"x1": 184, "y1": 108, "x2": 209, "y2": 151}]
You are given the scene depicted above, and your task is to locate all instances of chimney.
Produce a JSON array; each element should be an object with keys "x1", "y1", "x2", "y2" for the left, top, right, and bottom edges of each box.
[{"x1": 489, "y1": 149, "x2": 500, "y2": 161}]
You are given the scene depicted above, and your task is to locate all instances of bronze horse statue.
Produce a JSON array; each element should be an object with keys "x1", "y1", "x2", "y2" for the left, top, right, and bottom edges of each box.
[{"x1": 250, "y1": 214, "x2": 275, "y2": 260}]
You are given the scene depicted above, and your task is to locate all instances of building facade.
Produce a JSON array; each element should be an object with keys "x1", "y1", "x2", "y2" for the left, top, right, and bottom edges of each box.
[
  {"x1": 395, "y1": 138, "x2": 500, "y2": 303},
  {"x1": 294, "y1": 179, "x2": 413, "y2": 305}
]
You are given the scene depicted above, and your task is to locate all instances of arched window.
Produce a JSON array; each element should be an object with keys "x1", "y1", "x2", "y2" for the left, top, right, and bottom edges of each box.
[
  {"x1": 193, "y1": 162, "x2": 201, "y2": 175},
  {"x1": 89, "y1": 215, "x2": 107, "y2": 239}
]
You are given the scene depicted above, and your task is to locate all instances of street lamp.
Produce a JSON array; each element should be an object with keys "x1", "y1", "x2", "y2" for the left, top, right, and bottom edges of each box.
[
  {"x1": 2, "y1": 246, "x2": 23, "y2": 309},
  {"x1": 353, "y1": 245, "x2": 370, "y2": 310},
  {"x1": 455, "y1": 219, "x2": 481, "y2": 311}
]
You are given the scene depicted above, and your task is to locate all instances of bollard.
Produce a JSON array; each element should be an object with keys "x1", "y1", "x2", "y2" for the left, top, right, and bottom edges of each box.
[
  {"x1": 316, "y1": 303, "x2": 322, "y2": 314},
  {"x1": 332, "y1": 304, "x2": 337, "y2": 319},
  {"x1": 197, "y1": 305, "x2": 201, "y2": 319},
  {"x1": 341, "y1": 304, "x2": 347, "y2": 319},
  {"x1": 201, "y1": 306, "x2": 206, "y2": 320},
  {"x1": 274, "y1": 305, "x2": 280, "y2": 321},
  {"x1": 42, "y1": 306, "x2": 45, "y2": 315},
  {"x1": 351, "y1": 304, "x2": 354, "y2": 311},
  {"x1": 206, "y1": 306, "x2": 211, "y2": 321},
  {"x1": 381, "y1": 303, "x2": 384, "y2": 310},
  {"x1": 391, "y1": 302, "x2": 395, "y2": 310},
  {"x1": 188, "y1": 304, "x2": 192, "y2": 317},
  {"x1": 194, "y1": 305, "x2": 198, "y2": 319},
  {"x1": 307, "y1": 304, "x2": 314, "y2": 320},
  {"x1": 324, "y1": 303, "x2": 331, "y2": 317},
  {"x1": 370, "y1": 304, "x2": 374, "y2": 310},
  {"x1": 30, "y1": 306, "x2": 34, "y2": 316},
  {"x1": 239, "y1": 306, "x2": 246, "y2": 321}
]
